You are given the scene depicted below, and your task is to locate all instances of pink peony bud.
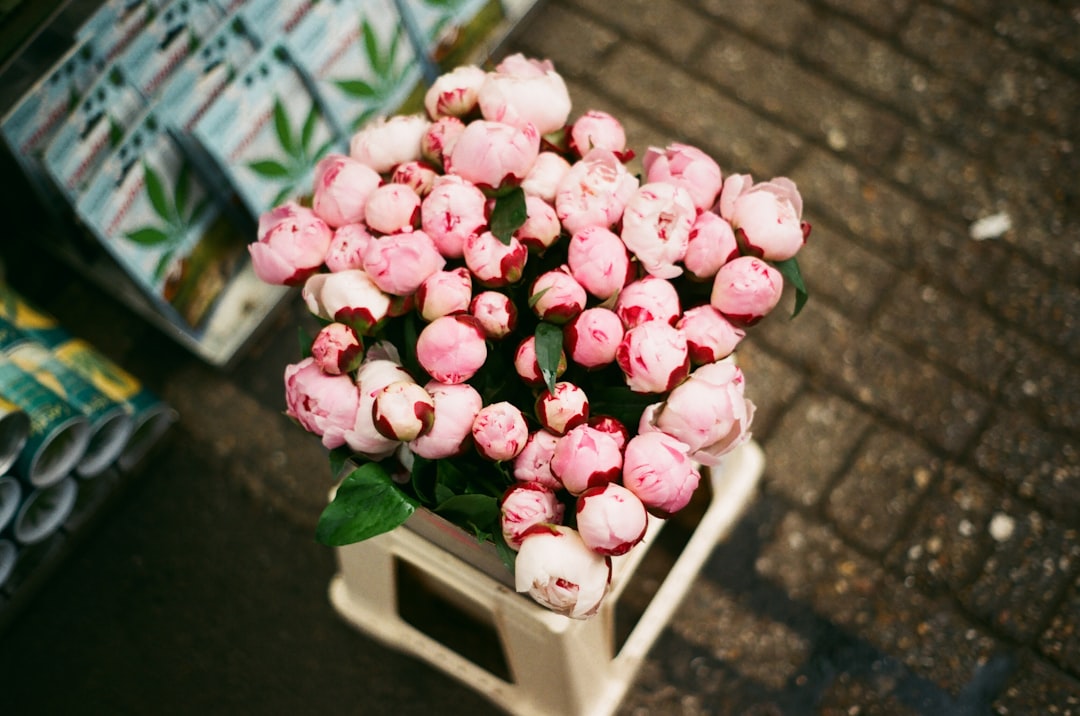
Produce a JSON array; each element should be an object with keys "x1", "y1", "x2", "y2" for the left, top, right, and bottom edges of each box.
[
  {"x1": 512, "y1": 429, "x2": 563, "y2": 489},
  {"x1": 311, "y1": 322, "x2": 364, "y2": 375},
  {"x1": 416, "y1": 314, "x2": 488, "y2": 384},
  {"x1": 514, "y1": 524, "x2": 611, "y2": 619},
  {"x1": 614, "y1": 275, "x2": 681, "y2": 329},
  {"x1": 567, "y1": 226, "x2": 631, "y2": 300},
  {"x1": 349, "y1": 114, "x2": 431, "y2": 174},
  {"x1": 391, "y1": 160, "x2": 438, "y2": 197},
  {"x1": 710, "y1": 256, "x2": 783, "y2": 326},
  {"x1": 445, "y1": 119, "x2": 540, "y2": 194},
  {"x1": 363, "y1": 231, "x2": 446, "y2": 296},
  {"x1": 676, "y1": 305, "x2": 745, "y2": 364},
  {"x1": 372, "y1": 380, "x2": 436, "y2": 441},
  {"x1": 521, "y1": 151, "x2": 572, "y2": 203},
  {"x1": 302, "y1": 270, "x2": 391, "y2": 335},
  {"x1": 420, "y1": 175, "x2": 488, "y2": 259},
  {"x1": 565, "y1": 307, "x2": 624, "y2": 369},
  {"x1": 463, "y1": 231, "x2": 528, "y2": 287},
  {"x1": 364, "y1": 183, "x2": 422, "y2": 234},
  {"x1": 549, "y1": 424, "x2": 622, "y2": 495},
  {"x1": 284, "y1": 357, "x2": 360, "y2": 449},
  {"x1": 421, "y1": 116, "x2": 466, "y2": 167},
  {"x1": 621, "y1": 431, "x2": 701, "y2": 517},
  {"x1": 472, "y1": 401, "x2": 529, "y2": 461},
  {"x1": 684, "y1": 211, "x2": 739, "y2": 280},
  {"x1": 347, "y1": 359, "x2": 414, "y2": 459},
  {"x1": 535, "y1": 381, "x2": 590, "y2": 435},
  {"x1": 469, "y1": 290, "x2": 518, "y2": 339},
  {"x1": 555, "y1": 149, "x2": 639, "y2": 235},
  {"x1": 530, "y1": 267, "x2": 587, "y2": 324},
  {"x1": 568, "y1": 110, "x2": 630, "y2": 159},
  {"x1": 576, "y1": 483, "x2": 649, "y2": 556},
  {"x1": 587, "y1": 415, "x2": 628, "y2": 451},
  {"x1": 715, "y1": 173, "x2": 753, "y2": 220},
  {"x1": 408, "y1": 381, "x2": 483, "y2": 459},
  {"x1": 619, "y1": 182, "x2": 696, "y2": 279},
  {"x1": 416, "y1": 267, "x2": 473, "y2": 322},
  {"x1": 642, "y1": 143, "x2": 723, "y2": 212},
  {"x1": 425, "y1": 64, "x2": 487, "y2": 119},
  {"x1": 722, "y1": 177, "x2": 807, "y2": 261},
  {"x1": 616, "y1": 320, "x2": 690, "y2": 394},
  {"x1": 311, "y1": 154, "x2": 382, "y2": 227},
  {"x1": 324, "y1": 222, "x2": 373, "y2": 272},
  {"x1": 514, "y1": 335, "x2": 566, "y2": 387},
  {"x1": 250, "y1": 202, "x2": 333, "y2": 285},
  {"x1": 516, "y1": 195, "x2": 562, "y2": 253},
  {"x1": 477, "y1": 53, "x2": 572, "y2": 136},
  {"x1": 500, "y1": 482, "x2": 565, "y2": 550}
]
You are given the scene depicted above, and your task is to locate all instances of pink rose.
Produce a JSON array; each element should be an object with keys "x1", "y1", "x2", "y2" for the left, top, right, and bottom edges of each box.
[
  {"x1": 549, "y1": 424, "x2": 622, "y2": 495},
  {"x1": 445, "y1": 119, "x2": 540, "y2": 194},
  {"x1": 349, "y1": 113, "x2": 431, "y2": 173},
  {"x1": 567, "y1": 226, "x2": 631, "y2": 300},
  {"x1": 529, "y1": 267, "x2": 587, "y2": 324},
  {"x1": 425, "y1": 64, "x2": 487, "y2": 119},
  {"x1": 514, "y1": 524, "x2": 611, "y2": 619},
  {"x1": 721, "y1": 176, "x2": 808, "y2": 261},
  {"x1": 311, "y1": 322, "x2": 363, "y2": 375},
  {"x1": 469, "y1": 290, "x2": 518, "y2": 339},
  {"x1": 575, "y1": 483, "x2": 648, "y2": 556},
  {"x1": 676, "y1": 305, "x2": 745, "y2": 364},
  {"x1": 621, "y1": 432, "x2": 700, "y2": 517},
  {"x1": 512, "y1": 429, "x2": 562, "y2": 489},
  {"x1": 613, "y1": 275, "x2": 681, "y2": 329},
  {"x1": 500, "y1": 482, "x2": 564, "y2": 550},
  {"x1": 416, "y1": 314, "x2": 488, "y2": 384},
  {"x1": 311, "y1": 153, "x2": 382, "y2": 227},
  {"x1": 565, "y1": 307, "x2": 624, "y2": 369},
  {"x1": 620, "y1": 182, "x2": 696, "y2": 279},
  {"x1": 710, "y1": 256, "x2": 783, "y2": 326},
  {"x1": 535, "y1": 381, "x2": 590, "y2": 435},
  {"x1": 324, "y1": 223, "x2": 373, "y2": 272},
  {"x1": 555, "y1": 149, "x2": 639, "y2": 235},
  {"x1": 408, "y1": 381, "x2": 483, "y2": 459},
  {"x1": 463, "y1": 231, "x2": 528, "y2": 287},
  {"x1": 642, "y1": 143, "x2": 722, "y2": 211},
  {"x1": 391, "y1": 160, "x2": 438, "y2": 197},
  {"x1": 302, "y1": 270, "x2": 391, "y2": 335},
  {"x1": 420, "y1": 175, "x2": 488, "y2": 259},
  {"x1": 568, "y1": 110, "x2": 630, "y2": 160},
  {"x1": 684, "y1": 211, "x2": 738, "y2": 280},
  {"x1": 372, "y1": 380, "x2": 435, "y2": 441},
  {"x1": 472, "y1": 401, "x2": 529, "y2": 461},
  {"x1": 284, "y1": 357, "x2": 360, "y2": 449},
  {"x1": 515, "y1": 195, "x2": 562, "y2": 253},
  {"x1": 421, "y1": 116, "x2": 466, "y2": 167},
  {"x1": 477, "y1": 53, "x2": 572, "y2": 136},
  {"x1": 513, "y1": 335, "x2": 566, "y2": 387},
  {"x1": 521, "y1": 151, "x2": 572, "y2": 203},
  {"x1": 616, "y1": 320, "x2": 690, "y2": 394},
  {"x1": 364, "y1": 183, "x2": 421, "y2": 234},
  {"x1": 416, "y1": 267, "x2": 472, "y2": 322},
  {"x1": 250, "y1": 202, "x2": 332, "y2": 285},
  {"x1": 346, "y1": 359, "x2": 414, "y2": 459},
  {"x1": 363, "y1": 231, "x2": 446, "y2": 296}
]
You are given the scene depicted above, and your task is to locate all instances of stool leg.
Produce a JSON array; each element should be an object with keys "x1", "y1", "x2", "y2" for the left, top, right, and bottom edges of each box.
[{"x1": 335, "y1": 533, "x2": 398, "y2": 620}]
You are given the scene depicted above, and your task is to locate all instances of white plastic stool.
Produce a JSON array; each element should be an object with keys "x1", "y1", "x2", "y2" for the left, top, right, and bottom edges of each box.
[{"x1": 329, "y1": 440, "x2": 765, "y2": 716}]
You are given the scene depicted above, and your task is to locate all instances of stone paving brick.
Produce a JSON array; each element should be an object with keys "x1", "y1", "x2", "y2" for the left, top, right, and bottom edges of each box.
[
  {"x1": 978, "y1": 2, "x2": 1080, "y2": 75},
  {"x1": 817, "y1": 0, "x2": 915, "y2": 34},
  {"x1": 959, "y1": 503, "x2": 1080, "y2": 644},
  {"x1": 693, "y1": 0, "x2": 816, "y2": 50},
  {"x1": 886, "y1": 462, "x2": 1002, "y2": 596},
  {"x1": 999, "y1": 337, "x2": 1080, "y2": 433},
  {"x1": 559, "y1": 0, "x2": 715, "y2": 65},
  {"x1": 826, "y1": 426, "x2": 938, "y2": 554},
  {"x1": 983, "y1": 255, "x2": 1080, "y2": 359},
  {"x1": 734, "y1": 342, "x2": 804, "y2": 440},
  {"x1": 817, "y1": 672, "x2": 921, "y2": 716},
  {"x1": 992, "y1": 656, "x2": 1080, "y2": 716},
  {"x1": 510, "y1": 1, "x2": 619, "y2": 79},
  {"x1": 763, "y1": 391, "x2": 868, "y2": 508},
  {"x1": 1039, "y1": 574, "x2": 1080, "y2": 678},
  {"x1": 889, "y1": 128, "x2": 999, "y2": 221}
]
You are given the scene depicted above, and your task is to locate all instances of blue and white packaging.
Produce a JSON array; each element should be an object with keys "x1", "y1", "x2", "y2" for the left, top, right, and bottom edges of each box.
[
  {"x1": 236, "y1": 0, "x2": 317, "y2": 43},
  {"x1": 76, "y1": 0, "x2": 165, "y2": 66}
]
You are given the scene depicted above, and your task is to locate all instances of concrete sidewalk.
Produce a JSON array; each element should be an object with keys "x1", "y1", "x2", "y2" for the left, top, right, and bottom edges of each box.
[{"x1": 1, "y1": 0, "x2": 1078, "y2": 713}]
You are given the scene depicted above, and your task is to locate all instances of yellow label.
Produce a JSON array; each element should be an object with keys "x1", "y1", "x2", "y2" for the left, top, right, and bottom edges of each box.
[
  {"x1": 0, "y1": 284, "x2": 58, "y2": 330},
  {"x1": 51, "y1": 338, "x2": 141, "y2": 401}
]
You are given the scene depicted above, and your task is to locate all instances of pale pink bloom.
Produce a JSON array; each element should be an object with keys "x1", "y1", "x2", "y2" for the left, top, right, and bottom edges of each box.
[
  {"x1": 364, "y1": 183, "x2": 421, "y2": 234},
  {"x1": 513, "y1": 335, "x2": 566, "y2": 387},
  {"x1": 710, "y1": 256, "x2": 783, "y2": 326},
  {"x1": 530, "y1": 267, "x2": 587, "y2": 324},
  {"x1": 416, "y1": 314, "x2": 487, "y2": 384},
  {"x1": 720, "y1": 176, "x2": 807, "y2": 261},
  {"x1": 576, "y1": 483, "x2": 648, "y2": 556},
  {"x1": 421, "y1": 116, "x2": 466, "y2": 167},
  {"x1": 676, "y1": 305, "x2": 745, "y2": 364},
  {"x1": 472, "y1": 401, "x2": 529, "y2": 461},
  {"x1": 324, "y1": 222, "x2": 373, "y2": 272},
  {"x1": 250, "y1": 202, "x2": 332, "y2": 285},
  {"x1": 646, "y1": 360, "x2": 755, "y2": 466},
  {"x1": 372, "y1": 380, "x2": 435, "y2": 441},
  {"x1": 514, "y1": 524, "x2": 611, "y2": 619},
  {"x1": 500, "y1": 483, "x2": 565, "y2": 550},
  {"x1": 555, "y1": 149, "x2": 639, "y2": 235},
  {"x1": 408, "y1": 381, "x2": 483, "y2": 459},
  {"x1": 521, "y1": 151, "x2": 572, "y2": 203},
  {"x1": 616, "y1": 320, "x2": 690, "y2": 394},
  {"x1": 714, "y1": 173, "x2": 754, "y2": 220},
  {"x1": 463, "y1": 231, "x2": 528, "y2": 287},
  {"x1": 365, "y1": 340, "x2": 402, "y2": 364},
  {"x1": 620, "y1": 182, "x2": 696, "y2": 279},
  {"x1": 347, "y1": 359, "x2": 414, "y2": 459},
  {"x1": 613, "y1": 275, "x2": 681, "y2": 329},
  {"x1": 642, "y1": 143, "x2": 723, "y2": 211},
  {"x1": 567, "y1": 226, "x2": 631, "y2": 300},
  {"x1": 622, "y1": 432, "x2": 700, "y2": 517},
  {"x1": 311, "y1": 154, "x2": 382, "y2": 227},
  {"x1": 349, "y1": 114, "x2": 431, "y2": 174},
  {"x1": 477, "y1": 53, "x2": 572, "y2": 136},
  {"x1": 549, "y1": 424, "x2": 623, "y2": 495},
  {"x1": 469, "y1": 290, "x2": 518, "y2": 339},
  {"x1": 363, "y1": 231, "x2": 445, "y2": 296},
  {"x1": 568, "y1": 110, "x2": 630, "y2": 159},
  {"x1": 310, "y1": 322, "x2": 363, "y2": 375},
  {"x1": 391, "y1": 160, "x2": 438, "y2": 196},
  {"x1": 684, "y1": 211, "x2": 738, "y2": 280},
  {"x1": 516, "y1": 195, "x2": 562, "y2": 253},
  {"x1": 416, "y1": 267, "x2": 473, "y2": 322},
  {"x1": 425, "y1": 64, "x2": 487, "y2": 119},
  {"x1": 587, "y1": 415, "x2": 628, "y2": 451},
  {"x1": 420, "y1": 175, "x2": 488, "y2": 259},
  {"x1": 535, "y1": 381, "x2": 590, "y2": 435},
  {"x1": 302, "y1": 270, "x2": 391, "y2": 335},
  {"x1": 565, "y1": 307, "x2": 624, "y2": 369},
  {"x1": 284, "y1": 357, "x2": 360, "y2": 449},
  {"x1": 512, "y1": 429, "x2": 562, "y2": 489},
  {"x1": 445, "y1": 119, "x2": 540, "y2": 193}
]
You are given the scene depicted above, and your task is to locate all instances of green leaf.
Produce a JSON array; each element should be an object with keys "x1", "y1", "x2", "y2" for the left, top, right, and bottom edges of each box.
[
  {"x1": 493, "y1": 529, "x2": 516, "y2": 575},
  {"x1": 315, "y1": 462, "x2": 417, "y2": 546},
  {"x1": 153, "y1": 248, "x2": 175, "y2": 282},
  {"x1": 272, "y1": 98, "x2": 296, "y2": 157},
  {"x1": 301, "y1": 103, "x2": 319, "y2": 156},
  {"x1": 773, "y1": 256, "x2": 809, "y2": 318},
  {"x1": 527, "y1": 286, "x2": 550, "y2": 309},
  {"x1": 362, "y1": 19, "x2": 380, "y2": 70},
  {"x1": 534, "y1": 321, "x2": 563, "y2": 394},
  {"x1": 434, "y1": 493, "x2": 500, "y2": 536},
  {"x1": 328, "y1": 447, "x2": 352, "y2": 479},
  {"x1": 175, "y1": 161, "x2": 191, "y2": 219},
  {"x1": 125, "y1": 227, "x2": 171, "y2": 246},
  {"x1": 247, "y1": 159, "x2": 292, "y2": 178},
  {"x1": 589, "y1": 384, "x2": 660, "y2": 429},
  {"x1": 143, "y1": 163, "x2": 173, "y2": 223},
  {"x1": 489, "y1": 187, "x2": 527, "y2": 245},
  {"x1": 334, "y1": 79, "x2": 378, "y2": 99}
]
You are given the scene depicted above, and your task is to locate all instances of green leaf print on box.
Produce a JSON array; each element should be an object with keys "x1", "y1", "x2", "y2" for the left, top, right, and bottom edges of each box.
[
  {"x1": 124, "y1": 160, "x2": 212, "y2": 282},
  {"x1": 333, "y1": 19, "x2": 413, "y2": 130},
  {"x1": 248, "y1": 98, "x2": 336, "y2": 207}
]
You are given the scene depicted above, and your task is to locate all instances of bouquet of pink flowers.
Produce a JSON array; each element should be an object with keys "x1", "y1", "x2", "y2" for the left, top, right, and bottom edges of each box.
[{"x1": 251, "y1": 53, "x2": 809, "y2": 619}]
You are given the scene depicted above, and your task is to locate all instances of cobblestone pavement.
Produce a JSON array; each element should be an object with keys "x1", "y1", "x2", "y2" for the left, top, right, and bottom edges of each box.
[{"x1": 1, "y1": 0, "x2": 1078, "y2": 714}]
